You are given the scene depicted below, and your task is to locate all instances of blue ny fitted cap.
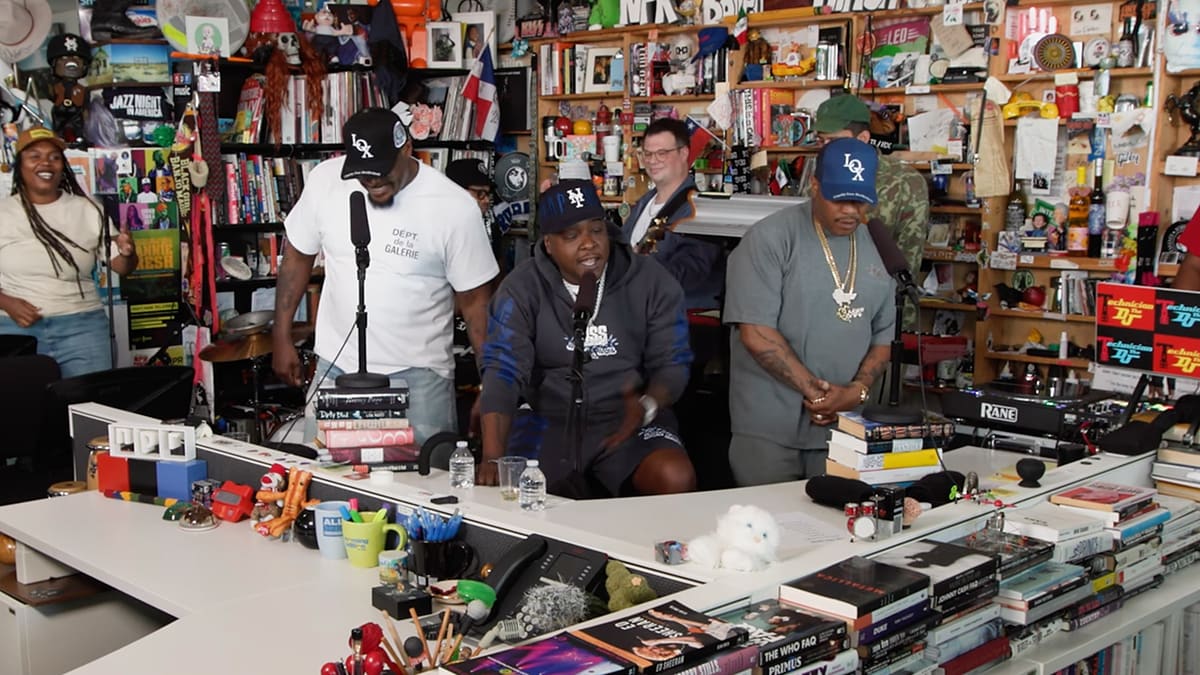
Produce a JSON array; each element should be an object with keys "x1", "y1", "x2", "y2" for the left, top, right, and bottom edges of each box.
[
  {"x1": 538, "y1": 180, "x2": 606, "y2": 234},
  {"x1": 816, "y1": 137, "x2": 878, "y2": 205}
]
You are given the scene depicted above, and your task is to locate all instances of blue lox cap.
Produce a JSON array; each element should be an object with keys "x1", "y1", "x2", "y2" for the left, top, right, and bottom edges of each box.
[
  {"x1": 816, "y1": 137, "x2": 878, "y2": 205},
  {"x1": 538, "y1": 180, "x2": 606, "y2": 234}
]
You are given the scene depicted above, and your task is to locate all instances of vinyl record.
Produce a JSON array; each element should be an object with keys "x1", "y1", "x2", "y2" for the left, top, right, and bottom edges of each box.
[
  {"x1": 495, "y1": 152, "x2": 532, "y2": 202},
  {"x1": 155, "y1": 0, "x2": 251, "y2": 54},
  {"x1": 1163, "y1": 220, "x2": 1188, "y2": 254},
  {"x1": 1033, "y1": 33, "x2": 1076, "y2": 72}
]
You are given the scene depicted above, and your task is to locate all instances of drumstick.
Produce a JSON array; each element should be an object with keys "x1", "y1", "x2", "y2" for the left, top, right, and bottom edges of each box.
[
  {"x1": 409, "y1": 607, "x2": 433, "y2": 665},
  {"x1": 439, "y1": 624, "x2": 456, "y2": 665},
  {"x1": 379, "y1": 633, "x2": 406, "y2": 674},
  {"x1": 446, "y1": 631, "x2": 467, "y2": 665},
  {"x1": 432, "y1": 608, "x2": 452, "y2": 666},
  {"x1": 379, "y1": 610, "x2": 411, "y2": 673}
]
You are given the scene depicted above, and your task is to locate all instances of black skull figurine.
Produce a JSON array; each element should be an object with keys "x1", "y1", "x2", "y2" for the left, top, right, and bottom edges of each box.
[{"x1": 46, "y1": 33, "x2": 91, "y2": 144}]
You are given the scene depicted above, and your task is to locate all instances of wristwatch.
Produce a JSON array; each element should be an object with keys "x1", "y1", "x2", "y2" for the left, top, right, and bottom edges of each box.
[
  {"x1": 639, "y1": 395, "x2": 658, "y2": 427},
  {"x1": 855, "y1": 382, "x2": 869, "y2": 404}
]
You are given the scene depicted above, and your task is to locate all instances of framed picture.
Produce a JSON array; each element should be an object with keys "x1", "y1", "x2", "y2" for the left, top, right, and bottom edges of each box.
[
  {"x1": 426, "y1": 22, "x2": 463, "y2": 69},
  {"x1": 416, "y1": 147, "x2": 450, "y2": 172},
  {"x1": 585, "y1": 47, "x2": 620, "y2": 93},
  {"x1": 926, "y1": 220, "x2": 951, "y2": 248},
  {"x1": 456, "y1": 11, "x2": 496, "y2": 67}
]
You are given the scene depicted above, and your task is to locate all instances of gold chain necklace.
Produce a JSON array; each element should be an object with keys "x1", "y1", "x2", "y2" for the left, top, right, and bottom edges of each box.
[{"x1": 814, "y1": 221, "x2": 864, "y2": 322}]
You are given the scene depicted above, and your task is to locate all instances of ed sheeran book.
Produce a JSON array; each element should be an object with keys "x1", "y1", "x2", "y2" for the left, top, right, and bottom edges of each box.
[{"x1": 569, "y1": 601, "x2": 747, "y2": 674}]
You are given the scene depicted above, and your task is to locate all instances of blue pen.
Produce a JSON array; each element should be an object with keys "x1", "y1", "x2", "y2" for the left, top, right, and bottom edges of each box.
[{"x1": 339, "y1": 505, "x2": 354, "y2": 523}]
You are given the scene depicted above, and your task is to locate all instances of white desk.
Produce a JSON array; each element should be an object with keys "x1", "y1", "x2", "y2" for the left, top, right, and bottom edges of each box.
[{"x1": 0, "y1": 403, "x2": 1161, "y2": 674}]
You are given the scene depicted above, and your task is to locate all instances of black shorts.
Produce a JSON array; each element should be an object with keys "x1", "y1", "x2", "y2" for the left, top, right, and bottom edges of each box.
[{"x1": 508, "y1": 409, "x2": 684, "y2": 497}]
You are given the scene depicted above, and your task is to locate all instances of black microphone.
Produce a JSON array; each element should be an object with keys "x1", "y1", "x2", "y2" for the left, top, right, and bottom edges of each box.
[
  {"x1": 865, "y1": 218, "x2": 920, "y2": 307},
  {"x1": 350, "y1": 191, "x2": 371, "y2": 269},
  {"x1": 572, "y1": 271, "x2": 598, "y2": 334}
]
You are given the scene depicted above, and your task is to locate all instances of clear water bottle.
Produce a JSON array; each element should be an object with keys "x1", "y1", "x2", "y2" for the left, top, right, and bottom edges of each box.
[
  {"x1": 448, "y1": 441, "x2": 475, "y2": 489},
  {"x1": 518, "y1": 460, "x2": 546, "y2": 512}
]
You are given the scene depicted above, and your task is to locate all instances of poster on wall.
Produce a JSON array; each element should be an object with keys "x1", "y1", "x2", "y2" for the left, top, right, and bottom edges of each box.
[{"x1": 1096, "y1": 283, "x2": 1200, "y2": 378}]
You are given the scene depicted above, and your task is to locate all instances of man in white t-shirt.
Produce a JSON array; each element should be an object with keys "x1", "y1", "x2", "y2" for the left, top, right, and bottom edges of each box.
[{"x1": 273, "y1": 108, "x2": 499, "y2": 444}]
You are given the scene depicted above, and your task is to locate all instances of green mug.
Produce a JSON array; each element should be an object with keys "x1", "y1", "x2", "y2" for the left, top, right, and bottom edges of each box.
[{"x1": 342, "y1": 519, "x2": 407, "y2": 568}]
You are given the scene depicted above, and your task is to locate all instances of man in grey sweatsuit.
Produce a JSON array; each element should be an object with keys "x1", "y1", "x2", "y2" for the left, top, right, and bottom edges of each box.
[{"x1": 476, "y1": 180, "x2": 697, "y2": 498}]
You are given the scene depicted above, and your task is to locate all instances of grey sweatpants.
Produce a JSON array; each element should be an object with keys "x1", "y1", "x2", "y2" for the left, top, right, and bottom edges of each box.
[{"x1": 728, "y1": 433, "x2": 827, "y2": 486}]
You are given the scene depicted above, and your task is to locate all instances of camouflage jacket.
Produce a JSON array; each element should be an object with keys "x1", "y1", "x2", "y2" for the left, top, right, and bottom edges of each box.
[{"x1": 871, "y1": 154, "x2": 929, "y2": 329}]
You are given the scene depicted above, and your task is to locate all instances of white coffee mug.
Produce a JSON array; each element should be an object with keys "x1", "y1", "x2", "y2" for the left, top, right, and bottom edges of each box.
[
  {"x1": 1105, "y1": 191, "x2": 1131, "y2": 229},
  {"x1": 315, "y1": 501, "x2": 350, "y2": 560},
  {"x1": 602, "y1": 135, "x2": 621, "y2": 163}
]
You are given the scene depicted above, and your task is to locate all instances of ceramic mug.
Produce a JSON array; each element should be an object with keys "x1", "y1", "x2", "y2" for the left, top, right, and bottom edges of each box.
[
  {"x1": 409, "y1": 539, "x2": 475, "y2": 585},
  {"x1": 314, "y1": 501, "x2": 350, "y2": 560},
  {"x1": 342, "y1": 519, "x2": 408, "y2": 568}
]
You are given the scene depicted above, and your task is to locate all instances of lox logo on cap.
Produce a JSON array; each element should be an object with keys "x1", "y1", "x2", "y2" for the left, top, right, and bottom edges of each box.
[
  {"x1": 64, "y1": 36, "x2": 79, "y2": 52},
  {"x1": 843, "y1": 153, "x2": 865, "y2": 182},
  {"x1": 352, "y1": 133, "x2": 373, "y2": 159}
]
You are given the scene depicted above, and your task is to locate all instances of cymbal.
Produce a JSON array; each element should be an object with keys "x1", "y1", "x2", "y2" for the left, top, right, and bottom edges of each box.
[
  {"x1": 199, "y1": 325, "x2": 314, "y2": 363},
  {"x1": 223, "y1": 310, "x2": 276, "y2": 336}
]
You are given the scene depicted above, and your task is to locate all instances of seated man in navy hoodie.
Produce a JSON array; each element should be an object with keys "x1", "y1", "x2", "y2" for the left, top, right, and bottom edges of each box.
[{"x1": 477, "y1": 180, "x2": 697, "y2": 498}]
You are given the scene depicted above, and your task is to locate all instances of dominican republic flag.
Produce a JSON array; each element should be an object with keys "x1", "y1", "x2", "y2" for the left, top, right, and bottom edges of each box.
[
  {"x1": 685, "y1": 115, "x2": 719, "y2": 164},
  {"x1": 463, "y1": 49, "x2": 500, "y2": 142}
]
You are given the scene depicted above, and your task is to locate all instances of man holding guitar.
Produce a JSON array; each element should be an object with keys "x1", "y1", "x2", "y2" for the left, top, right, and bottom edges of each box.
[{"x1": 621, "y1": 118, "x2": 725, "y2": 310}]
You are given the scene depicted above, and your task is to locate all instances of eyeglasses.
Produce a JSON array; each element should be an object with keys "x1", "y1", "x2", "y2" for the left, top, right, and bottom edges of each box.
[{"x1": 636, "y1": 146, "x2": 685, "y2": 163}]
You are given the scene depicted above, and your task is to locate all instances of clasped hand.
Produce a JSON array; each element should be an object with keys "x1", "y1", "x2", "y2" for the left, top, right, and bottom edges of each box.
[{"x1": 803, "y1": 379, "x2": 861, "y2": 426}]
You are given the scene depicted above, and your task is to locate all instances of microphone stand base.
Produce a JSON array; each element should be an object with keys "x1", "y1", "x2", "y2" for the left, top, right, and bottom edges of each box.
[
  {"x1": 862, "y1": 404, "x2": 923, "y2": 425},
  {"x1": 335, "y1": 371, "x2": 391, "y2": 389}
]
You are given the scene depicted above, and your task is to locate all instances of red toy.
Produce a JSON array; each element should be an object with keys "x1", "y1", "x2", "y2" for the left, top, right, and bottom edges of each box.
[{"x1": 210, "y1": 481, "x2": 255, "y2": 522}]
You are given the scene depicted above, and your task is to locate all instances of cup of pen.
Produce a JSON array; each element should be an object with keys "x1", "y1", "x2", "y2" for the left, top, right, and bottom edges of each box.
[
  {"x1": 409, "y1": 539, "x2": 475, "y2": 586},
  {"x1": 496, "y1": 456, "x2": 526, "y2": 501},
  {"x1": 343, "y1": 518, "x2": 408, "y2": 568}
]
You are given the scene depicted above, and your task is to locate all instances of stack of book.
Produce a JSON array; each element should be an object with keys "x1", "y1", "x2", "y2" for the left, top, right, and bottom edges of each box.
[
  {"x1": 1049, "y1": 482, "x2": 1170, "y2": 583},
  {"x1": 314, "y1": 387, "x2": 416, "y2": 465},
  {"x1": 823, "y1": 412, "x2": 953, "y2": 486},
  {"x1": 1151, "y1": 443, "x2": 1200, "y2": 501},
  {"x1": 1157, "y1": 494, "x2": 1200, "y2": 576},
  {"x1": 777, "y1": 556, "x2": 942, "y2": 674},
  {"x1": 993, "y1": 560, "x2": 1091, "y2": 627},
  {"x1": 1003, "y1": 501, "x2": 1113, "y2": 566},
  {"x1": 567, "y1": 600, "x2": 750, "y2": 675},
  {"x1": 717, "y1": 599, "x2": 857, "y2": 675},
  {"x1": 871, "y1": 539, "x2": 1005, "y2": 674}
]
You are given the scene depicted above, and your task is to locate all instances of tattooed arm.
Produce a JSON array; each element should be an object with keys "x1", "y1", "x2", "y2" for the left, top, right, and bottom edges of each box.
[{"x1": 735, "y1": 323, "x2": 829, "y2": 403}]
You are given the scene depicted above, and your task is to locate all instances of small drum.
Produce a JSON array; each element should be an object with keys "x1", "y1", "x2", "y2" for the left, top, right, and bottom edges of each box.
[
  {"x1": 86, "y1": 435, "x2": 111, "y2": 491},
  {"x1": 48, "y1": 481, "x2": 87, "y2": 498}
]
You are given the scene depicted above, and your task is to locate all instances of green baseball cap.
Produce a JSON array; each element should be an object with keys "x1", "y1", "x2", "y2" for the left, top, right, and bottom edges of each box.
[{"x1": 813, "y1": 95, "x2": 870, "y2": 134}]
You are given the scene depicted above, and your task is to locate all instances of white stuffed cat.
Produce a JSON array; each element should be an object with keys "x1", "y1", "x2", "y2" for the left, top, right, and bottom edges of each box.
[{"x1": 686, "y1": 504, "x2": 780, "y2": 572}]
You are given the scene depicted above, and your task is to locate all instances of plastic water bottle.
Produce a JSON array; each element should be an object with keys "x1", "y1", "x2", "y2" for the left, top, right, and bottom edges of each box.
[
  {"x1": 448, "y1": 441, "x2": 475, "y2": 489},
  {"x1": 518, "y1": 460, "x2": 546, "y2": 512}
]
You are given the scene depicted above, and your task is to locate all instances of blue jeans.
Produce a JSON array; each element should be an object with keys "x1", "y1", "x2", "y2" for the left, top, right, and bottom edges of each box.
[
  {"x1": 304, "y1": 359, "x2": 456, "y2": 446},
  {"x1": 0, "y1": 309, "x2": 112, "y2": 379}
]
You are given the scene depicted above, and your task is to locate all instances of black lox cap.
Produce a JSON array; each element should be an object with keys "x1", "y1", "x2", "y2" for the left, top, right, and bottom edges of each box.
[{"x1": 341, "y1": 107, "x2": 410, "y2": 180}]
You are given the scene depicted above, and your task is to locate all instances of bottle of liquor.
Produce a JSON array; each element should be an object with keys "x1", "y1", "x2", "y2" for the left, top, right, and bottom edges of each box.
[
  {"x1": 1067, "y1": 166, "x2": 1090, "y2": 256},
  {"x1": 1115, "y1": 18, "x2": 1136, "y2": 68},
  {"x1": 1088, "y1": 160, "x2": 1106, "y2": 257},
  {"x1": 1006, "y1": 181, "x2": 1027, "y2": 231}
]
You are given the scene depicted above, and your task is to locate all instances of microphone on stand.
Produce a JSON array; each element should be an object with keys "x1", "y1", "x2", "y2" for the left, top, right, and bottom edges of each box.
[
  {"x1": 866, "y1": 218, "x2": 921, "y2": 307},
  {"x1": 350, "y1": 190, "x2": 372, "y2": 272},
  {"x1": 336, "y1": 192, "x2": 390, "y2": 389},
  {"x1": 862, "y1": 217, "x2": 922, "y2": 425},
  {"x1": 572, "y1": 271, "x2": 598, "y2": 336}
]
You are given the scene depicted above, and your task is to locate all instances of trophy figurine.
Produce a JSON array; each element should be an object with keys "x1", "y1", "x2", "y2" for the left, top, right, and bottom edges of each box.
[{"x1": 1166, "y1": 82, "x2": 1200, "y2": 157}]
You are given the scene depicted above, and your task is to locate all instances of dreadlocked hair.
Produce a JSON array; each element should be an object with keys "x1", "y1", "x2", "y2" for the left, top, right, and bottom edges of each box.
[{"x1": 11, "y1": 157, "x2": 108, "y2": 299}]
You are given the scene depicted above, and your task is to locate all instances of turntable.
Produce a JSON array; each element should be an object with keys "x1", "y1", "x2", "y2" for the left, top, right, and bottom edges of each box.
[{"x1": 943, "y1": 381, "x2": 1124, "y2": 459}]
